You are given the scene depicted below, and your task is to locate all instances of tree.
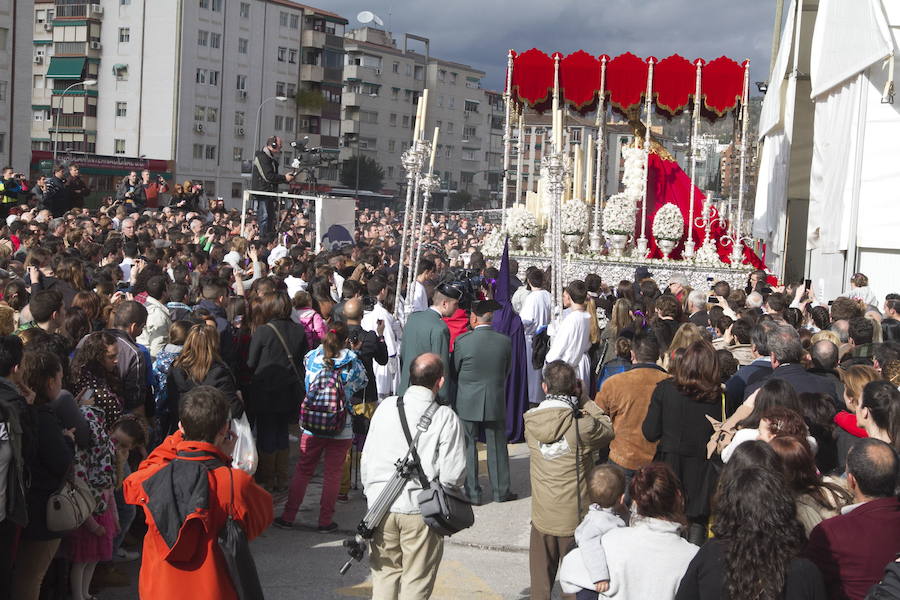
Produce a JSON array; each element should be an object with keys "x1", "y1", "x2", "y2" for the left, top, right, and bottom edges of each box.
[
  {"x1": 339, "y1": 156, "x2": 384, "y2": 192},
  {"x1": 448, "y1": 189, "x2": 473, "y2": 211}
]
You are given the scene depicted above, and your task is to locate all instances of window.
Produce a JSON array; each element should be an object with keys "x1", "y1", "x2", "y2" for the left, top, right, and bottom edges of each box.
[
  {"x1": 275, "y1": 82, "x2": 285, "y2": 96},
  {"x1": 194, "y1": 105, "x2": 205, "y2": 121},
  {"x1": 445, "y1": 146, "x2": 452, "y2": 158},
  {"x1": 0, "y1": 82, "x2": 6, "y2": 102},
  {"x1": 120, "y1": 0, "x2": 131, "y2": 4},
  {"x1": 199, "y1": 0, "x2": 209, "y2": 9},
  {"x1": 402, "y1": 115, "x2": 409, "y2": 128},
  {"x1": 463, "y1": 126, "x2": 476, "y2": 140},
  {"x1": 448, "y1": 97, "x2": 455, "y2": 109},
  {"x1": 115, "y1": 139, "x2": 126, "y2": 155},
  {"x1": 286, "y1": 83, "x2": 296, "y2": 98},
  {"x1": 389, "y1": 113, "x2": 397, "y2": 126},
  {"x1": 33, "y1": 74, "x2": 44, "y2": 90},
  {"x1": 114, "y1": 65, "x2": 129, "y2": 81},
  {"x1": 290, "y1": 14, "x2": 299, "y2": 29},
  {"x1": 388, "y1": 140, "x2": 396, "y2": 153},
  {"x1": 211, "y1": 0, "x2": 222, "y2": 11},
  {"x1": 119, "y1": 28, "x2": 131, "y2": 43},
  {"x1": 285, "y1": 117, "x2": 294, "y2": 132},
  {"x1": 464, "y1": 100, "x2": 479, "y2": 113},
  {"x1": 438, "y1": 70, "x2": 446, "y2": 82},
  {"x1": 33, "y1": 110, "x2": 44, "y2": 122},
  {"x1": 450, "y1": 72, "x2": 458, "y2": 84},
  {"x1": 405, "y1": 64, "x2": 412, "y2": 77},
  {"x1": 361, "y1": 110, "x2": 378, "y2": 124},
  {"x1": 233, "y1": 147, "x2": 242, "y2": 161},
  {"x1": 197, "y1": 30, "x2": 208, "y2": 46},
  {"x1": 437, "y1": 95, "x2": 443, "y2": 108},
  {"x1": 205, "y1": 145, "x2": 216, "y2": 160},
  {"x1": 448, "y1": 122, "x2": 455, "y2": 133},
  {"x1": 116, "y1": 102, "x2": 127, "y2": 117},
  {"x1": 462, "y1": 148, "x2": 477, "y2": 161},
  {"x1": 277, "y1": 47, "x2": 286, "y2": 62},
  {"x1": 387, "y1": 166, "x2": 394, "y2": 178},
  {"x1": 196, "y1": 68, "x2": 207, "y2": 84},
  {"x1": 288, "y1": 49, "x2": 297, "y2": 64},
  {"x1": 236, "y1": 74, "x2": 246, "y2": 90},
  {"x1": 274, "y1": 115, "x2": 284, "y2": 130},
  {"x1": 210, "y1": 33, "x2": 221, "y2": 49},
  {"x1": 238, "y1": 38, "x2": 248, "y2": 54},
  {"x1": 392, "y1": 62, "x2": 399, "y2": 74},
  {"x1": 391, "y1": 87, "x2": 399, "y2": 101},
  {"x1": 279, "y1": 11, "x2": 288, "y2": 27},
  {"x1": 208, "y1": 70, "x2": 219, "y2": 86},
  {"x1": 404, "y1": 90, "x2": 413, "y2": 103},
  {"x1": 207, "y1": 107, "x2": 217, "y2": 122},
  {"x1": 239, "y1": 2, "x2": 250, "y2": 18},
  {"x1": 234, "y1": 111, "x2": 245, "y2": 126},
  {"x1": 193, "y1": 143, "x2": 204, "y2": 159},
  {"x1": 231, "y1": 182, "x2": 243, "y2": 199},
  {"x1": 204, "y1": 181, "x2": 216, "y2": 195},
  {"x1": 35, "y1": 9, "x2": 47, "y2": 23}
]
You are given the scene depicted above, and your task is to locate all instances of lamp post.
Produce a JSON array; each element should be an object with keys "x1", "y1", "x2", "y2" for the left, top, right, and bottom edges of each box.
[
  {"x1": 253, "y1": 95, "x2": 288, "y2": 151},
  {"x1": 52, "y1": 79, "x2": 96, "y2": 164}
]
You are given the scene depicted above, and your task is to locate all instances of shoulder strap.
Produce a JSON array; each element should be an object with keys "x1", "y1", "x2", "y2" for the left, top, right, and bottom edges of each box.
[
  {"x1": 266, "y1": 322, "x2": 303, "y2": 383},
  {"x1": 397, "y1": 397, "x2": 439, "y2": 489}
]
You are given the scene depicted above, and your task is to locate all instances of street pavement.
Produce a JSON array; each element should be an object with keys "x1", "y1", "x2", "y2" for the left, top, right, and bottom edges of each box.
[{"x1": 100, "y1": 442, "x2": 576, "y2": 599}]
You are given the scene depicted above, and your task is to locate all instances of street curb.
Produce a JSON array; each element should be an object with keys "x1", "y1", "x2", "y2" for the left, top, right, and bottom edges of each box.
[{"x1": 321, "y1": 524, "x2": 528, "y2": 555}]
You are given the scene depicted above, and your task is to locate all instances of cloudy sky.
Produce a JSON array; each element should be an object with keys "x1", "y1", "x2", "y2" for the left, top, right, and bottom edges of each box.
[{"x1": 326, "y1": 0, "x2": 780, "y2": 91}]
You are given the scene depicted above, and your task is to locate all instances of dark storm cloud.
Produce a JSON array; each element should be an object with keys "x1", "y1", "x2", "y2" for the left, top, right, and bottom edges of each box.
[{"x1": 325, "y1": 0, "x2": 777, "y2": 90}]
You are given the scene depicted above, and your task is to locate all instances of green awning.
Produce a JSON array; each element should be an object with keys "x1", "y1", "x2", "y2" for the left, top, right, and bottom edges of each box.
[{"x1": 46, "y1": 57, "x2": 86, "y2": 79}]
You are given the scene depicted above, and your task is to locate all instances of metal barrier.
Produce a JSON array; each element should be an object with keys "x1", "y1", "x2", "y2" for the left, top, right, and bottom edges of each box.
[{"x1": 240, "y1": 189, "x2": 319, "y2": 238}]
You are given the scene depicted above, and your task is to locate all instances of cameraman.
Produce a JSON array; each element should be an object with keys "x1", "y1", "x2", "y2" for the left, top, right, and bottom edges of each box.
[
  {"x1": 251, "y1": 136, "x2": 295, "y2": 234},
  {"x1": 0, "y1": 168, "x2": 27, "y2": 218},
  {"x1": 140, "y1": 169, "x2": 168, "y2": 209},
  {"x1": 65, "y1": 164, "x2": 90, "y2": 210},
  {"x1": 116, "y1": 170, "x2": 146, "y2": 211}
]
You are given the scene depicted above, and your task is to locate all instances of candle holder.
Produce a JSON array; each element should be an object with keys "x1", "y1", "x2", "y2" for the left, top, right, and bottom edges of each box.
[
  {"x1": 541, "y1": 148, "x2": 571, "y2": 312},
  {"x1": 395, "y1": 140, "x2": 430, "y2": 323},
  {"x1": 589, "y1": 229, "x2": 604, "y2": 252}
]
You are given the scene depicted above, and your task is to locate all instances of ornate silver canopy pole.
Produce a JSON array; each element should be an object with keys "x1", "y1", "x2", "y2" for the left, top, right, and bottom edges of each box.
[
  {"x1": 590, "y1": 56, "x2": 608, "y2": 252},
  {"x1": 730, "y1": 61, "x2": 751, "y2": 265},
  {"x1": 684, "y1": 59, "x2": 703, "y2": 259},
  {"x1": 549, "y1": 53, "x2": 566, "y2": 313},
  {"x1": 394, "y1": 138, "x2": 425, "y2": 321},
  {"x1": 636, "y1": 57, "x2": 655, "y2": 257},
  {"x1": 514, "y1": 112, "x2": 524, "y2": 207},
  {"x1": 500, "y1": 50, "x2": 515, "y2": 229},
  {"x1": 408, "y1": 128, "x2": 440, "y2": 316}
]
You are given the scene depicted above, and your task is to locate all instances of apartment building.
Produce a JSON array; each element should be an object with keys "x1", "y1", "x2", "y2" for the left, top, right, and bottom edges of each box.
[
  {"x1": 340, "y1": 27, "x2": 499, "y2": 206},
  {"x1": 31, "y1": 0, "x2": 346, "y2": 206},
  {"x1": 0, "y1": 0, "x2": 34, "y2": 170}
]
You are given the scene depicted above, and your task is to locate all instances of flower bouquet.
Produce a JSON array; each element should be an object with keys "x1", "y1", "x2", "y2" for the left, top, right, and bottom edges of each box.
[
  {"x1": 652, "y1": 203, "x2": 684, "y2": 259},
  {"x1": 560, "y1": 201, "x2": 590, "y2": 235},
  {"x1": 506, "y1": 205, "x2": 538, "y2": 238},
  {"x1": 479, "y1": 228, "x2": 506, "y2": 257}
]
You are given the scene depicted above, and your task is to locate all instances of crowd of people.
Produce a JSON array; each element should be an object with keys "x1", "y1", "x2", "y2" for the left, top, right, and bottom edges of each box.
[{"x1": 0, "y1": 154, "x2": 898, "y2": 600}]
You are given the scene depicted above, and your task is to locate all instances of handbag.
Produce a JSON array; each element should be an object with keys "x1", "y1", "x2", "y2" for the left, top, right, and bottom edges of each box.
[
  {"x1": 705, "y1": 396, "x2": 753, "y2": 459},
  {"x1": 397, "y1": 398, "x2": 474, "y2": 537},
  {"x1": 531, "y1": 326, "x2": 551, "y2": 370},
  {"x1": 212, "y1": 466, "x2": 266, "y2": 600},
  {"x1": 47, "y1": 473, "x2": 97, "y2": 533}
]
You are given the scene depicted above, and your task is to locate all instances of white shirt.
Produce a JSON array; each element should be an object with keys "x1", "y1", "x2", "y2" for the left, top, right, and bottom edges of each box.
[
  {"x1": 520, "y1": 289, "x2": 552, "y2": 337},
  {"x1": 362, "y1": 300, "x2": 403, "y2": 397},
  {"x1": 332, "y1": 272, "x2": 345, "y2": 302},
  {"x1": 546, "y1": 309, "x2": 593, "y2": 384},
  {"x1": 284, "y1": 275, "x2": 307, "y2": 300},
  {"x1": 267, "y1": 243, "x2": 288, "y2": 267},
  {"x1": 361, "y1": 386, "x2": 466, "y2": 514},
  {"x1": 410, "y1": 280, "x2": 429, "y2": 313},
  {"x1": 512, "y1": 286, "x2": 531, "y2": 314},
  {"x1": 119, "y1": 257, "x2": 134, "y2": 282}
]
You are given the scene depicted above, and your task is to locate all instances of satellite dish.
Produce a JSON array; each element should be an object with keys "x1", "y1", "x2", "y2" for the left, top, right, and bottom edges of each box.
[{"x1": 357, "y1": 10, "x2": 385, "y2": 27}]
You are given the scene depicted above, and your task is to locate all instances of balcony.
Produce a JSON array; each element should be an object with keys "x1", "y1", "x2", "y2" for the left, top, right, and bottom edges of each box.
[
  {"x1": 50, "y1": 115, "x2": 97, "y2": 131},
  {"x1": 301, "y1": 29, "x2": 326, "y2": 48},
  {"x1": 341, "y1": 118, "x2": 358, "y2": 134},
  {"x1": 300, "y1": 64, "x2": 323, "y2": 82}
]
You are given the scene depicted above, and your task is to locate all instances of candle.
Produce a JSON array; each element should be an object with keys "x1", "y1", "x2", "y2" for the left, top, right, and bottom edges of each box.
[
  {"x1": 420, "y1": 89, "x2": 429, "y2": 139},
  {"x1": 573, "y1": 143, "x2": 583, "y2": 200},
  {"x1": 429, "y1": 127, "x2": 440, "y2": 172},
  {"x1": 412, "y1": 97, "x2": 422, "y2": 141},
  {"x1": 585, "y1": 134, "x2": 594, "y2": 203}
]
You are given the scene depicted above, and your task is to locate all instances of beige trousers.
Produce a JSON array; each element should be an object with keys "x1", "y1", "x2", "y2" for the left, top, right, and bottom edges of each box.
[
  {"x1": 370, "y1": 512, "x2": 443, "y2": 600},
  {"x1": 12, "y1": 538, "x2": 62, "y2": 600}
]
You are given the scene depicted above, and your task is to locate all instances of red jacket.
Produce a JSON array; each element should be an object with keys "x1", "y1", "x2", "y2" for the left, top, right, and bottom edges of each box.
[
  {"x1": 805, "y1": 496, "x2": 900, "y2": 600},
  {"x1": 443, "y1": 308, "x2": 469, "y2": 352},
  {"x1": 124, "y1": 432, "x2": 273, "y2": 600}
]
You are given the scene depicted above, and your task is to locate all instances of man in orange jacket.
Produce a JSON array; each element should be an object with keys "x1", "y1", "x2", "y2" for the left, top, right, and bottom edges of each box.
[{"x1": 124, "y1": 386, "x2": 273, "y2": 600}]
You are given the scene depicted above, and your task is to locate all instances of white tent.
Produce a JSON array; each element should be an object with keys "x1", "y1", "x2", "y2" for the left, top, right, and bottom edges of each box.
[{"x1": 756, "y1": 0, "x2": 899, "y2": 303}]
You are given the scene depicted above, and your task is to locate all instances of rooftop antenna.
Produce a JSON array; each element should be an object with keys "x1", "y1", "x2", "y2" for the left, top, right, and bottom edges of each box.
[{"x1": 356, "y1": 10, "x2": 385, "y2": 27}]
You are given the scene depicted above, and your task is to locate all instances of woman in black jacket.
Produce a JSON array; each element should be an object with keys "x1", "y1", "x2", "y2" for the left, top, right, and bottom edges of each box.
[
  {"x1": 643, "y1": 340, "x2": 720, "y2": 546},
  {"x1": 166, "y1": 324, "x2": 240, "y2": 435},
  {"x1": 12, "y1": 350, "x2": 74, "y2": 600},
  {"x1": 247, "y1": 291, "x2": 308, "y2": 491}
]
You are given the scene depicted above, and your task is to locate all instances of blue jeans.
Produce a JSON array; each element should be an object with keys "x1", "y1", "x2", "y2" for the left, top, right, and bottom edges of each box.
[
  {"x1": 256, "y1": 198, "x2": 275, "y2": 233},
  {"x1": 113, "y1": 462, "x2": 135, "y2": 554},
  {"x1": 607, "y1": 459, "x2": 637, "y2": 507}
]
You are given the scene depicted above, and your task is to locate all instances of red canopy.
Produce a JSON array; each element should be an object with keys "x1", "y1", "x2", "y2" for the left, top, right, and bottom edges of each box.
[{"x1": 508, "y1": 50, "x2": 747, "y2": 120}]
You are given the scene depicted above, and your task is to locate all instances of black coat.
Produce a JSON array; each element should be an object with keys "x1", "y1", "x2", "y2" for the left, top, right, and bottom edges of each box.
[
  {"x1": 675, "y1": 539, "x2": 827, "y2": 600},
  {"x1": 22, "y1": 405, "x2": 74, "y2": 540},
  {"x1": 653, "y1": 318, "x2": 681, "y2": 352},
  {"x1": 745, "y1": 363, "x2": 841, "y2": 404},
  {"x1": 643, "y1": 378, "x2": 718, "y2": 520},
  {"x1": 0, "y1": 381, "x2": 28, "y2": 528},
  {"x1": 247, "y1": 318, "x2": 308, "y2": 414},
  {"x1": 43, "y1": 175, "x2": 69, "y2": 217},
  {"x1": 347, "y1": 324, "x2": 388, "y2": 404},
  {"x1": 867, "y1": 560, "x2": 900, "y2": 600},
  {"x1": 165, "y1": 361, "x2": 242, "y2": 434},
  {"x1": 250, "y1": 149, "x2": 288, "y2": 194},
  {"x1": 689, "y1": 310, "x2": 710, "y2": 328}
]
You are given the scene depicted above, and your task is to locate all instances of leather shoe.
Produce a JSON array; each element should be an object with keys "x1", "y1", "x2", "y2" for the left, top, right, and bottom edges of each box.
[{"x1": 494, "y1": 493, "x2": 519, "y2": 503}]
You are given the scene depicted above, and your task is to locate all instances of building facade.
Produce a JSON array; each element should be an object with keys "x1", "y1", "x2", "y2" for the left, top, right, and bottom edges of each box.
[
  {"x1": 31, "y1": 0, "x2": 346, "y2": 206},
  {"x1": 0, "y1": 0, "x2": 35, "y2": 170}
]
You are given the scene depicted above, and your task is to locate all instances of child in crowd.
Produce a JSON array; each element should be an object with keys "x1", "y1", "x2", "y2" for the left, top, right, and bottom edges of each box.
[
  {"x1": 559, "y1": 464, "x2": 627, "y2": 598},
  {"x1": 152, "y1": 320, "x2": 191, "y2": 438}
]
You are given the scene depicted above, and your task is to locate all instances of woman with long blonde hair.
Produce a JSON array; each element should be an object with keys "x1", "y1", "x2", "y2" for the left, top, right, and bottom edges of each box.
[
  {"x1": 165, "y1": 324, "x2": 240, "y2": 434},
  {"x1": 832, "y1": 364, "x2": 881, "y2": 446},
  {"x1": 599, "y1": 299, "x2": 633, "y2": 366},
  {"x1": 663, "y1": 323, "x2": 706, "y2": 370}
]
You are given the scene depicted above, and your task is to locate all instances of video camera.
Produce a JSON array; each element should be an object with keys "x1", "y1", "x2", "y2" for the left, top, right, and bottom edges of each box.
[
  {"x1": 289, "y1": 137, "x2": 334, "y2": 169},
  {"x1": 440, "y1": 267, "x2": 486, "y2": 311}
]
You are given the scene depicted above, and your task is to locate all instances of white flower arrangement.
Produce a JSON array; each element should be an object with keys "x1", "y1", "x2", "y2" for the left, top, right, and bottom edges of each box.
[
  {"x1": 479, "y1": 228, "x2": 506, "y2": 257},
  {"x1": 602, "y1": 193, "x2": 637, "y2": 235},
  {"x1": 652, "y1": 203, "x2": 685, "y2": 242},
  {"x1": 621, "y1": 145, "x2": 646, "y2": 200},
  {"x1": 560, "y1": 201, "x2": 590, "y2": 235},
  {"x1": 694, "y1": 236, "x2": 724, "y2": 264},
  {"x1": 505, "y1": 205, "x2": 538, "y2": 238}
]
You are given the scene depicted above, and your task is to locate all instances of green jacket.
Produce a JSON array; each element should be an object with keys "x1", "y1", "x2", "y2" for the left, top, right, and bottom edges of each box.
[
  {"x1": 452, "y1": 326, "x2": 512, "y2": 422},
  {"x1": 398, "y1": 309, "x2": 451, "y2": 402}
]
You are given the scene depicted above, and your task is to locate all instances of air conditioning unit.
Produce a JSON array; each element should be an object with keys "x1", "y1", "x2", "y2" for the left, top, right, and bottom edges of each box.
[
  {"x1": 43, "y1": 23, "x2": 52, "y2": 31},
  {"x1": 89, "y1": 41, "x2": 102, "y2": 50},
  {"x1": 195, "y1": 122, "x2": 204, "y2": 133},
  {"x1": 34, "y1": 56, "x2": 43, "y2": 64},
  {"x1": 90, "y1": 4, "x2": 103, "y2": 15}
]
